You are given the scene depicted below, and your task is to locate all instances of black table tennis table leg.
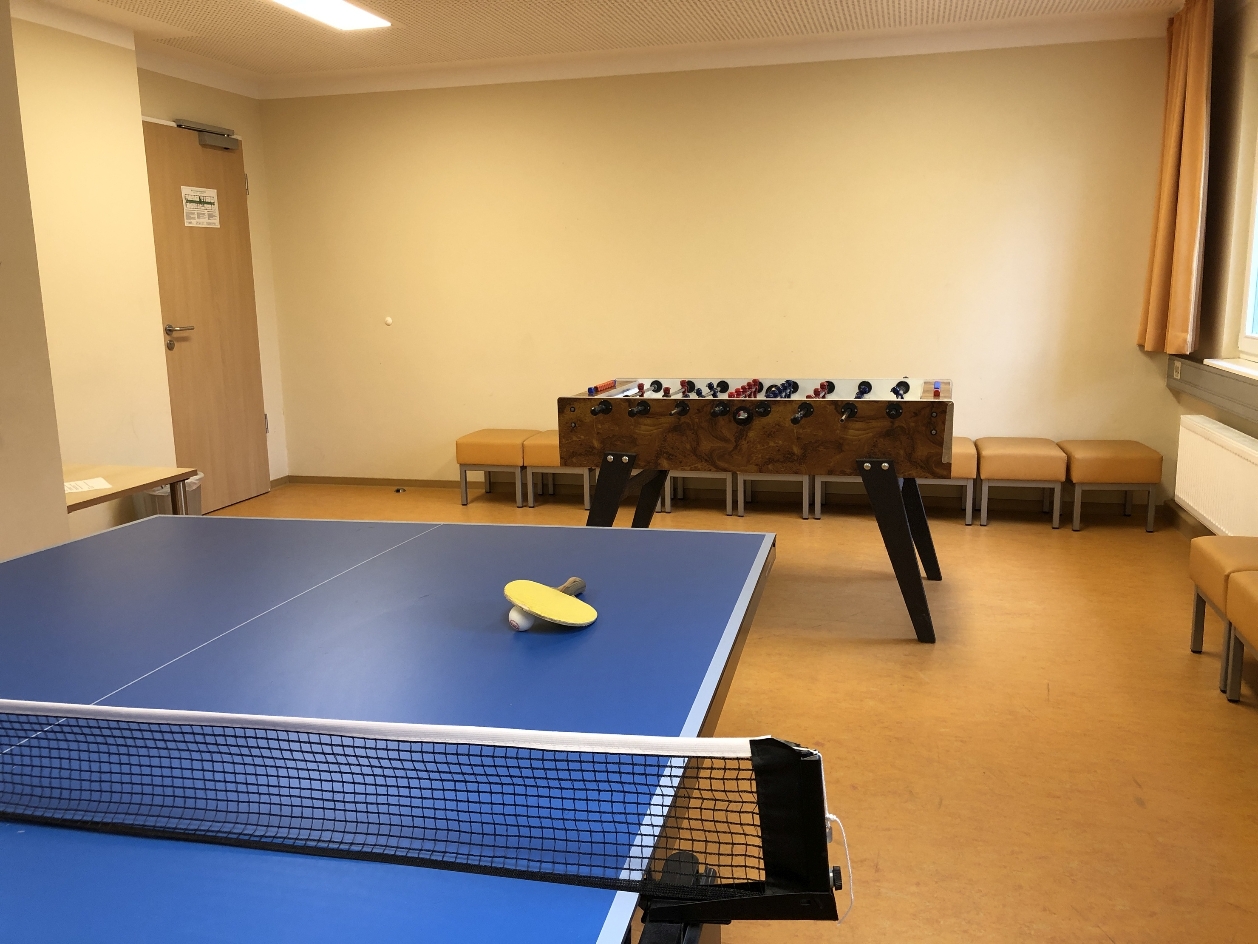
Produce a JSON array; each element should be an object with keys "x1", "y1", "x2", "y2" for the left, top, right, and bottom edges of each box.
[{"x1": 860, "y1": 460, "x2": 936, "y2": 644}]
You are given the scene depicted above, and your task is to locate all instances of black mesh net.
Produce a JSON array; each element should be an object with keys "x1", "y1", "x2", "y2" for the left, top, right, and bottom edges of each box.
[{"x1": 0, "y1": 711, "x2": 765, "y2": 899}]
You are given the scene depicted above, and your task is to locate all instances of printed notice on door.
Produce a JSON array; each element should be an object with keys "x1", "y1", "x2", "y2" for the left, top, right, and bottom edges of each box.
[{"x1": 181, "y1": 186, "x2": 219, "y2": 227}]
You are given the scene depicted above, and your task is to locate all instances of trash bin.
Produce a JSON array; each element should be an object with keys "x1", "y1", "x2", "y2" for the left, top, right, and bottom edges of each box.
[{"x1": 134, "y1": 472, "x2": 204, "y2": 518}]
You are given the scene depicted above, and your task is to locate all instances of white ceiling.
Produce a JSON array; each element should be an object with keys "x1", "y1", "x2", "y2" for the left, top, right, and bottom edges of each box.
[{"x1": 14, "y1": 0, "x2": 1181, "y2": 98}]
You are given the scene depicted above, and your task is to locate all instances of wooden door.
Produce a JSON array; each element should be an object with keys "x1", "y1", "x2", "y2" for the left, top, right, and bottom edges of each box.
[{"x1": 143, "y1": 121, "x2": 268, "y2": 512}]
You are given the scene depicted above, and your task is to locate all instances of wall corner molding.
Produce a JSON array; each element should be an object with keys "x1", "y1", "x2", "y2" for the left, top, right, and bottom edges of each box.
[{"x1": 9, "y1": 0, "x2": 133, "y2": 50}]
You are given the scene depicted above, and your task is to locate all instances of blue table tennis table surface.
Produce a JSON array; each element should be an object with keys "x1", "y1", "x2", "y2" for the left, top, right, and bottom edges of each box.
[{"x1": 0, "y1": 515, "x2": 775, "y2": 944}]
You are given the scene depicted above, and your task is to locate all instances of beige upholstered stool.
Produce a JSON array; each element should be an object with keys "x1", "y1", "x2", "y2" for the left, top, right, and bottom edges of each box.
[
  {"x1": 1189, "y1": 537, "x2": 1258, "y2": 695},
  {"x1": 522, "y1": 431, "x2": 592, "y2": 510},
  {"x1": 455, "y1": 429, "x2": 537, "y2": 508},
  {"x1": 975, "y1": 438, "x2": 1067, "y2": 528},
  {"x1": 1058, "y1": 440, "x2": 1162, "y2": 532},
  {"x1": 737, "y1": 473, "x2": 810, "y2": 519},
  {"x1": 665, "y1": 472, "x2": 734, "y2": 516},
  {"x1": 914, "y1": 436, "x2": 978, "y2": 526},
  {"x1": 1222, "y1": 571, "x2": 1258, "y2": 702}
]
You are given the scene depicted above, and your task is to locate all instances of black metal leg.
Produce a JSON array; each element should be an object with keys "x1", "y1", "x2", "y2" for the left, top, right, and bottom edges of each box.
[
  {"x1": 586, "y1": 452, "x2": 638, "y2": 527},
  {"x1": 860, "y1": 461, "x2": 936, "y2": 644},
  {"x1": 631, "y1": 470, "x2": 669, "y2": 529},
  {"x1": 901, "y1": 477, "x2": 942, "y2": 581},
  {"x1": 586, "y1": 453, "x2": 668, "y2": 529}
]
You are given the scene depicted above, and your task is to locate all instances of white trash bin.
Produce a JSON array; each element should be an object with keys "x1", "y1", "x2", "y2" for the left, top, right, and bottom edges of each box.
[{"x1": 135, "y1": 472, "x2": 204, "y2": 517}]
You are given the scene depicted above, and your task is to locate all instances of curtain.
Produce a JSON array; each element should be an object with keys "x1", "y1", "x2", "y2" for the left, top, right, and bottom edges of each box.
[{"x1": 1138, "y1": 0, "x2": 1213, "y2": 355}]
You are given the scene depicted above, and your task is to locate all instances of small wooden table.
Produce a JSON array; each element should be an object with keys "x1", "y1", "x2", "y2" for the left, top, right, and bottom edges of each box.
[{"x1": 63, "y1": 464, "x2": 199, "y2": 515}]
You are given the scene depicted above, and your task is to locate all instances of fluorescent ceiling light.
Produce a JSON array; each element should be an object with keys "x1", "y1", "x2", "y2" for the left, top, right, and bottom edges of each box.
[{"x1": 272, "y1": 0, "x2": 390, "y2": 30}]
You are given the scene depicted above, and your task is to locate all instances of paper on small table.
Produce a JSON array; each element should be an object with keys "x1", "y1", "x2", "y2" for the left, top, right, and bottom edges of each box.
[{"x1": 64, "y1": 478, "x2": 112, "y2": 493}]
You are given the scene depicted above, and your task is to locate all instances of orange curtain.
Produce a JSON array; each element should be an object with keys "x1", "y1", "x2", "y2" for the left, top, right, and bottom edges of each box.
[{"x1": 1138, "y1": 0, "x2": 1213, "y2": 354}]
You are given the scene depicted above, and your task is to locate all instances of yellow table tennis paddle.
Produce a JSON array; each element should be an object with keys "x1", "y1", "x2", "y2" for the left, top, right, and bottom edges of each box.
[{"x1": 505, "y1": 577, "x2": 597, "y2": 631}]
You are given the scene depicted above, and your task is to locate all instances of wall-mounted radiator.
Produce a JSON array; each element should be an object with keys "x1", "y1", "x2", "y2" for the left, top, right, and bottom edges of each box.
[{"x1": 1176, "y1": 415, "x2": 1258, "y2": 536}]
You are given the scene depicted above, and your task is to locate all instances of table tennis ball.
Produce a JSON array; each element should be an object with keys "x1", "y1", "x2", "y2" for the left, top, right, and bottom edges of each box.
[
  {"x1": 509, "y1": 605, "x2": 534, "y2": 632},
  {"x1": 384, "y1": 317, "x2": 393, "y2": 326}
]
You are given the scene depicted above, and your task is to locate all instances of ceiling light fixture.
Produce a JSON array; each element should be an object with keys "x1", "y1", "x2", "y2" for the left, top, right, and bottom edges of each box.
[{"x1": 271, "y1": 0, "x2": 389, "y2": 30}]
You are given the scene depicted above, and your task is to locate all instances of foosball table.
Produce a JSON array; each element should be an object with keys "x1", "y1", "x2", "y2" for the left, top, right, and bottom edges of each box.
[{"x1": 559, "y1": 377, "x2": 955, "y2": 643}]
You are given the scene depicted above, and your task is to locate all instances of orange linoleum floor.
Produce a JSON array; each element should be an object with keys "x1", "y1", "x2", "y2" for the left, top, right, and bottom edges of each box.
[{"x1": 215, "y1": 483, "x2": 1255, "y2": 943}]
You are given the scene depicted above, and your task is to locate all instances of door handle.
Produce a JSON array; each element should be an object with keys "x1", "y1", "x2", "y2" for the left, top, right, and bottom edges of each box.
[{"x1": 165, "y1": 323, "x2": 195, "y2": 349}]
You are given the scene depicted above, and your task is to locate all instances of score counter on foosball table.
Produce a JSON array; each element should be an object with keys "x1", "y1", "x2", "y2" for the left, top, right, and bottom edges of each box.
[{"x1": 558, "y1": 378, "x2": 955, "y2": 643}]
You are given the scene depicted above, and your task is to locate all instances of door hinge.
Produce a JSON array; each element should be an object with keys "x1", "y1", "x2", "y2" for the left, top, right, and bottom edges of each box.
[
  {"x1": 245, "y1": 173, "x2": 250, "y2": 195},
  {"x1": 264, "y1": 413, "x2": 268, "y2": 433}
]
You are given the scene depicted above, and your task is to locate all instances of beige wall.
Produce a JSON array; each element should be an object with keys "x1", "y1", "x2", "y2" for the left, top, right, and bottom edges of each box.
[
  {"x1": 135, "y1": 69, "x2": 289, "y2": 480},
  {"x1": 0, "y1": 0, "x2": 66, "y2": 560},
  {"x1": 12, "y1": 19, "x2": 174, "y2": 536},
  {"x1": 262, "y1": 40, "x2": 1182, "y2": 488}
]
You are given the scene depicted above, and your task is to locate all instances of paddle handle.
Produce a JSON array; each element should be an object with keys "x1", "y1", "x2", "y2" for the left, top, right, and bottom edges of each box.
[{"x1": 557, "y1": 577, "x2": 586, "y2": 597}]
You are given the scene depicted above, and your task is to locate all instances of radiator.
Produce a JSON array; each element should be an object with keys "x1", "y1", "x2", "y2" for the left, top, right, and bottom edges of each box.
[{"x1": 1176, "y1": 415, "x2": 1258, "y2": 536}]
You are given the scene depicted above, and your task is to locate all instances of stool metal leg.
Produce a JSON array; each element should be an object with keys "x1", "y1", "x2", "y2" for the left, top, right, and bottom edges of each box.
[
  {"x1": 664, "y1": 473, "x2": 672, "y2": 513},
  {"x1": 980, "y1": 480, "x2": 990, "y2": 526},
  {"x1": 737, "y1": 476, "x2": 745, "y2": 517},
  {"x1": 1042, "y1": 488, "x2": 1051, "y2": 514},
  {"x1": 814, "y1": 478, "x2": 823, "y2": 520},
  {"x1": 1191, "y1": 591, "x2": 1206, "y2": 653},
  {"x1": 485, "y1": 472, "x2": 492, "y2": 495},
  {"x1": 964, "y1": 479, "x2": 973, "y2": 526},
  {"x1": 1221, "y1": 621, "x2": 1234, "y2": 692},
  {"x1": 801, "y1": 477, "x2": 809, "y2": 520},
  {"x1": 1072, "y1": 485, "x2": 1083, "y2": 531},
  {"x1": 1124, "y1": 490, "x2": 1133, "y2": 516},
  {"x1": 514, "y1": 469, "x2": 523, "y2": 508},
  {"x1": 460, "y1": 468, "x2": 469, "y2": 506},
  {"x1": 1051, "y1": 483, "x2": 1061, "y2": 529},
  {"x1": 583, "y1": 469, "x2": 591, "y2": 511},
  {"x1": 527, "y1": 470, "x2": 536, "y2": 508},
  {"x1": 725, "y1": 474, "x2": 733, "y2": 516},
  {"x1": 1227, "y1": 626, "x2": 1244, "y2": 702},
  {"x1": 1145, "y1": 489, "x2": 1156, "y2": 532}
]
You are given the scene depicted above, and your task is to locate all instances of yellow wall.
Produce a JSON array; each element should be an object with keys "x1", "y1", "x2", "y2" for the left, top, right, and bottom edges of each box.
[
  {"x1": 135, "y1": 69, "x2": 289, "y2": 480},
  {"x1": 262, "y1": 39, "x2": 1182, "y2": 488},
  {"x1": 12, "y1": 19, "x2": 174, "y2": 536},
  {"x1": 0, "y1": 1, "x2": 66, "y2": 560}
]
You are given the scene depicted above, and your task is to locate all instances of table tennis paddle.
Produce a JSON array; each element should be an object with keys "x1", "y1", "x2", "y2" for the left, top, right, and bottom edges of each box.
[{"x1": 505, "y1": 577, "x2": 597, "y2": 631}]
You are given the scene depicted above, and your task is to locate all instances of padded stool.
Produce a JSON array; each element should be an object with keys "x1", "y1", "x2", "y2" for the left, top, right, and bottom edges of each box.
[
  {"x1": 455, "y1": 429, "x2": 537, "y2": 508},
  {"x1": 665, "y1": 472, "x2": 734, "y2": 516},
  {"x1": 976, "y1": 438, "x2": 1066, "y2": 528},
  {"x1": 1058, "y1": 440, "x2": 1162, "y2": 532},
  {"x1": 737, "y1": 473, "x2": 810, "y2": 519},
  {"x1": 1189, "y1": 536, "x2": 1258, "y2": 695},
  {"x1": 1223, "y1": 571, "x2": 1258, "y2": 702},
  {"x1": 522, "y1": 431, "x2": 592, "y2": 510},
  {"x1": 914, "y1": 436, "x2": 978, "y2": 526}
]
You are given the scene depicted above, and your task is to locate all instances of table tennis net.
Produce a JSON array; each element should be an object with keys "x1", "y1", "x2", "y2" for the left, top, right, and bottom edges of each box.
[{"x1": 0, "y1": 701, "x2": 832, "y2": 904}]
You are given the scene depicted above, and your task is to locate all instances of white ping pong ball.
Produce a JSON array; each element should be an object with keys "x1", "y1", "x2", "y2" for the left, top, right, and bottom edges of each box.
[
  {"x1": 509, "y1": 605, "x2": 534, "y2": 632},
  {"x1": 384, "y1": 317, "x2": 393, "y2": 326}
]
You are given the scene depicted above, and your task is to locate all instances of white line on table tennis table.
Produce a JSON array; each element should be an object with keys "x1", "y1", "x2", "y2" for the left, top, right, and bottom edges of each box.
[{"x1": 90, "y1": 523, "x2": 447, "y2": 706}]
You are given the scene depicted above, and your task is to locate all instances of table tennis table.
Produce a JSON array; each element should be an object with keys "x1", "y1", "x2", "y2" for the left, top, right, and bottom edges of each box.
[{"x1": 0, "y1": 515, "x2": 777, "y2": 943}]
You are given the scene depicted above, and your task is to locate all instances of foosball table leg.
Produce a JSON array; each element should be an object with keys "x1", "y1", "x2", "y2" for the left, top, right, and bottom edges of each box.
[
  {"x1": 859, "y1": 460, "x2": 937, "y2": 644},
  {"x1": 587, "y1": 452, "x2": 638, "y2": 527},
  {"x1": 901, "y1": 477, "x2": 942, "y2": 581},
  {"x1": 585, "y1": 453, "x2": 669, "y2": 529}
]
